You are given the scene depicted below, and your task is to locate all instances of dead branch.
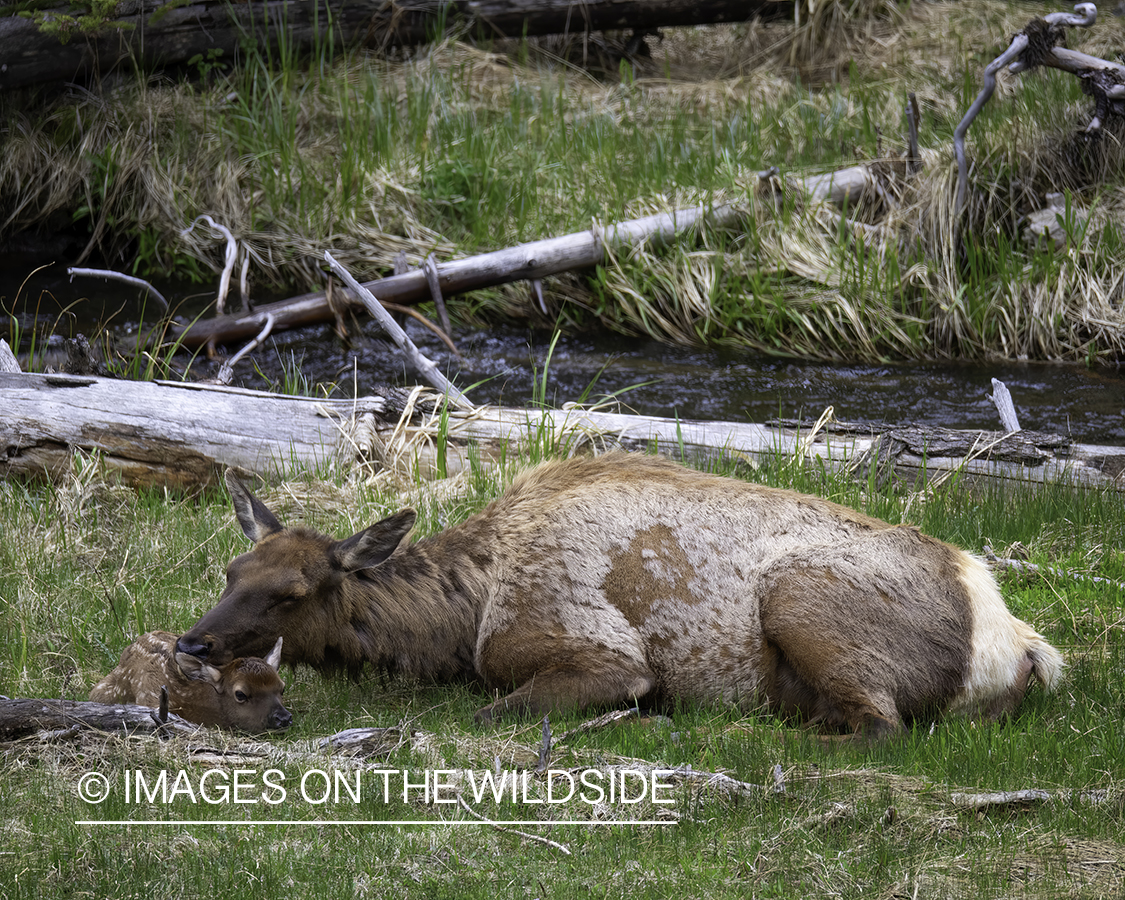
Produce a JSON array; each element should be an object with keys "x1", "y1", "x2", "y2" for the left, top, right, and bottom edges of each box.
[
  {"x1": 66, "y1": 268, "x2": 170, "y2": 312},
  {"x1": 954, "y1": 3, "x2": 1100, "y2": 214},
  {"x1": 210, "y1": 313, "x2": 276, "y2": 386},
  {"x1": 982, "y1": 545, "x2": 1125, "y2": 591},
  {"x1": 455, "y1": 793, "x2": 572, "y2": 855},
  {"x1": 323, "y1": 251, "x2": 473, "y2": 409},
  {"x1": 182, "y1": 215, "x2": 239, "y2": 317}
]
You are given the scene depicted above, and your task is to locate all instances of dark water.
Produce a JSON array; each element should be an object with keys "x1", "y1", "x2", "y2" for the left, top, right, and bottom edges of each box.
[{"x1": 3, "y1": 262, "x2": 1124, "y2": 447}]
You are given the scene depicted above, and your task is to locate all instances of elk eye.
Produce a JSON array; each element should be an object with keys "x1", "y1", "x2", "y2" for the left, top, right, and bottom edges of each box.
[{"x1": 234, "y1": 690, "x2": 248, "y2": 703}]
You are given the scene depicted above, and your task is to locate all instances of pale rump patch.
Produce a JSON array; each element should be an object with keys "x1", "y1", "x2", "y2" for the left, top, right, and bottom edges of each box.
[{"x1": 948, "y1": 556, "x2": 1064, "y2": 715}]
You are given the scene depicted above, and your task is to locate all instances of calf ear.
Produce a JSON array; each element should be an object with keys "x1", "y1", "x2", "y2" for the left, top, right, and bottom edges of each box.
[
  {"x1": 225, "y1": 469, "x2": 284, "y2": 544},
  {"x1": 333, "y1": 509, "x2": 417, "y2": 573},
  {"x1": 264, "y1": 636, "x2": 283, "y2": 672},
  {"x1": 176, "y1": 651, "x2": 224, "y2": 690}
]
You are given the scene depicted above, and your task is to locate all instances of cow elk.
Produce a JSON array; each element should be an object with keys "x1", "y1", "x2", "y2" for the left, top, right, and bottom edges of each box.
[
  {"x1": 91, "y1": 630, "x2": 292, "y2": 732},
  {"x1": 176, "y1": 453, "x2": 1063, "y2": 738}
]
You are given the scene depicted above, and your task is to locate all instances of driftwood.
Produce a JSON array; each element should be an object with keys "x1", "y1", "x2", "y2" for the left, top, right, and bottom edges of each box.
[
  {"x1": 3, "y1": 371, "x2": 1124, "y2": 493},
  {"x1": 177, "y1": 158, "x2": 892, "y2": 352},
  {"x1": 174, "y1": 202, "x2": 747, "y2": 349},
  {"x1": 0, "y1": 0, "x2": 795, "y2": 92},
  {"x1": 0, "y1": 698, "x2": 198, "y2": 741}
]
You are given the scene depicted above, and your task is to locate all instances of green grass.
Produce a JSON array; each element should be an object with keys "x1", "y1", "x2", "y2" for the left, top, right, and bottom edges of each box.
[{"x1": 1, "y1": 447, "x2": 1123, "y2": 897}]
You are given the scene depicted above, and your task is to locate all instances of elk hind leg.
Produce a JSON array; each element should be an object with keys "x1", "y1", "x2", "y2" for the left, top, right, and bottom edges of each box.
[{"x1": 759, "y1": 575, "x2": 909, "y2": 739}]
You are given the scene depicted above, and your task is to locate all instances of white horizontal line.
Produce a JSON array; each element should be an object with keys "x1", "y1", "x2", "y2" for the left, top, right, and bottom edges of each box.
[{"x1": 76, "y1": 819, "x2": 673, "y2": 827}]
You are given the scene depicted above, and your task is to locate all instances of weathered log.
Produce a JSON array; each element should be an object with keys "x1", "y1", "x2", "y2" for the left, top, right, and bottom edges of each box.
[
  {"x1": 0, "y1": 371, "x2": 393, "y2": 489},
  {"x1": 173, "y1": 202, "x2": 747, "y2": 349},
  {"x1": 0, "y1": 0, "x2": 795, "y2": 92},
  {"x1": 176, "y1": 161, "x2": 886, "y2": 351},
  {"x1": 3, "y1": 371, "x2": 1124, "y2": 492},
  {"x1": 0, "y1": 698, "x2": 198, "y2": 741}
]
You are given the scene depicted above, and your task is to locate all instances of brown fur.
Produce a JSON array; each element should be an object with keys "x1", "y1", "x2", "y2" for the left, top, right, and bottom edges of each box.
[
  {"x1": 91, "y1": 630, "x2": 291, "y2": 732},
  {"x1": 176, "y1": 453, "x2": 1063, "y2": 735}
]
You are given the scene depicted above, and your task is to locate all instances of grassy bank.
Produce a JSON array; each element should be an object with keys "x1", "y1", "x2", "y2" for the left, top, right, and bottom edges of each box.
[
  {"x1": 3, "y1": 2, "x2": 1125, "y2": 362},
  {"x1": 1, "y1": 446, "x2": 1123, "y2": 897}
]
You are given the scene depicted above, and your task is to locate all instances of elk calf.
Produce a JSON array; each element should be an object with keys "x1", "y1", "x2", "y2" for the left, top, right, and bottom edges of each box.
[
  {"x1": 91, "y1": 631, "x2": 291, "y2": 732},
  {"x1": 176, "y1": 453, "x2": 1063, "y2": 737}
]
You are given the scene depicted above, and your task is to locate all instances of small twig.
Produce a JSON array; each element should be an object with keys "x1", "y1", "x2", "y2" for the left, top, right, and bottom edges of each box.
[
  {"x1": 382, "y1": 303, "x2": 462, "y2": 357},
  {"x1": 182, "y1": 215, "x2": 238, "y2": 316},
  {"x1": 423, "y1": 253, "x2": 453, "y2": 339},
  {"x1": 67, "y1": 267, "x2": 170, "y2": 312},
  {"x1": 455, "y1": 793, "x2": 572, "y2": 855},
  {"x1": 213, "y1": 313, "x2": 275, "y2": 385}
]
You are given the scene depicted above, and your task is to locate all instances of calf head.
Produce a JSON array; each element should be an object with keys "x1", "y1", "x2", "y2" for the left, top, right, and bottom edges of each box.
[
  {"x1": 175, "y1": 470, "x2": 416, "y2": 668},
  {"x1": 176, "y1": 635, "x2": 292, "y2": 732}
]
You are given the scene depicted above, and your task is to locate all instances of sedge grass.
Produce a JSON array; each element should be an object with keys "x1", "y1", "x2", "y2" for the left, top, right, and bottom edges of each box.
[{"x1": 1, "y1": 445, "x2": 1123, "y2": 897}]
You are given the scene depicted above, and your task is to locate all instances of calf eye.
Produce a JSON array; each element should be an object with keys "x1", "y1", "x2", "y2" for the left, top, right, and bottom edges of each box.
[{"x1": 234, "y1": 690, "x2": 248, "y2": 703}]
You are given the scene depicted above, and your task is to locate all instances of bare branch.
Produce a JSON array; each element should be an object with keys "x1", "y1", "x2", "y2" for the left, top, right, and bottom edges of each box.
[
  {"x1": 182, "y1": 215, "x2": 239, "y2": 316},
  {"x1": 67, "y1": 267, "x2": 169, "y2": 312},
  {"x1": 455, "y1": 793, "x2": 572, "y2": 855},
  {"x1": 323, "y1": 251, "x2": 472, "y2": 409}
]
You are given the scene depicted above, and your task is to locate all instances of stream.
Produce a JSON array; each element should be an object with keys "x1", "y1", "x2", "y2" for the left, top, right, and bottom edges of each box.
[{"x1": 3, "y1": 263, "x2": 1124, "y2": 447}]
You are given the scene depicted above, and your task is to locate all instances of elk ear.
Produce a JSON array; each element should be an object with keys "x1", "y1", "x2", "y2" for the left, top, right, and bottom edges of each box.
[
  {"x1": 264, "y1": 636, "x2": 283, "y2": 672},
  {"x1": 334, "y1": 509, "x2": 417, "y2": 573},
  {"x1": 176, "y1": 651, "x2": 224, "y2": 690},
  {"x1": 225, "y1": 469, "x2": 283, "y2": 543}
]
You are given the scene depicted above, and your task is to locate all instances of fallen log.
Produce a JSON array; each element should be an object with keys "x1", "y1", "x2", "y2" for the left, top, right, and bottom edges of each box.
[
  {"x1": 0, "y1": 698, "x2": 198, "y2": 741},
  {"x1": 2, "y1": 371, "x2": 1124, "y2": 493},
  {"x1": 172, "y1": 201, "x2": 747, "y2": 349},
  {"x1": 0, "y1": 0, "x2": 795, "y2": 92},
  {"x1": 175, "y1": 160, "x2": 893, "y2": 351}
]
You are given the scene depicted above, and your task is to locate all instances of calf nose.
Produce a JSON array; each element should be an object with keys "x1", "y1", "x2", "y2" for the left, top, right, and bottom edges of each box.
[{"x1": 272, "y1": 708, "x2": 293, "y2": 729}]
